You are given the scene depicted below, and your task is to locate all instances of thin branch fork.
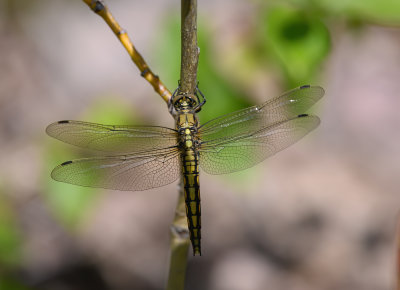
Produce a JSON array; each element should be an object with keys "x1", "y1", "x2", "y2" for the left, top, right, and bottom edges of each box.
[{"x1": 82, "y1": 0, "x2": 172, "y2": 103}]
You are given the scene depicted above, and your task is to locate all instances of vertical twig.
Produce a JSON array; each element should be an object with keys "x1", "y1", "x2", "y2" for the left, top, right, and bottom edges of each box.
[
  {"x1": 166, "y1": 183, "x2": 190, "y2": 290},
  {"x1": 179, "y1": 0, "x2": 199, "y2": 94},
  {"x1": 167, "y1": 1, "x2": 199, "y2": 289}
]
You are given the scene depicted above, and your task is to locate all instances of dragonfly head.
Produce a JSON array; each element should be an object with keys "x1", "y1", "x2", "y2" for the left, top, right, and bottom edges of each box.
[
  {"x1": 169, "y1": 84, "x2": 207, "y2": 115},
  {"x1": 172, "y1": 93, "x2": 200, "y2": 111},
  {"x1": 170, "y1": 88, "x2": 206, "y2": 114}
]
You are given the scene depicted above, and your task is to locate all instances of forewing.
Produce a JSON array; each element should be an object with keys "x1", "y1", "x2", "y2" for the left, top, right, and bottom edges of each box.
[
  {"x1": 51, "y1": 148, "x2": 181, "y2": 191},
  {"x1": 46, "y1": 120, "x2": 178, "y2": 153},
  {"x1": 199, "y1": 115, "x2": 320, "y2": 174},
  {"x1": 199, "y1": 85, "x2": 324, "y2": 143}
]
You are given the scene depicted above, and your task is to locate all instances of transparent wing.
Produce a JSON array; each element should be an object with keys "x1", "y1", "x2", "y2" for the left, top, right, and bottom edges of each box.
[
  {"x1": 51, "y1": 148, "x2": 181, "y2": 191},
  {"x1": 199, "y1": 115, "x2": 320, "y2": 174},
  {"x1": 46, "y1": 120, "x2": 178, "y2": 153},
  {"x1": 198, "y1": 85, "x2": 324, "y2": 143}
]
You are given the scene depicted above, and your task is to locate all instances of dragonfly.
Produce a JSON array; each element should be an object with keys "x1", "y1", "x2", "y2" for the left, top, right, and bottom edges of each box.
[{"x1": 46, "y1": 84, "x2": 324, "y2": 256}]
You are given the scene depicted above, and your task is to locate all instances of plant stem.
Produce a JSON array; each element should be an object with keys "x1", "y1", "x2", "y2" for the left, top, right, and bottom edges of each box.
[
  {"x1": 82, "y1": 0, "x2": 172, "y2": 103},
  {"x1": 166, "y1": 183, "x2": 190, "y2": 290},
  {"x1": 167, "y1": 0, "x2": 199, "y2": 289},
  {"x1": 179, "y1": 0, "x2": 199, "y2": 94}
]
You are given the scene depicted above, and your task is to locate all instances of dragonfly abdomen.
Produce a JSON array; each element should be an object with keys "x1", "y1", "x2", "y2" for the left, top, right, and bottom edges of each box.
[{"x1": 181, "y1": 149, "x2": 201, "y2": 256}]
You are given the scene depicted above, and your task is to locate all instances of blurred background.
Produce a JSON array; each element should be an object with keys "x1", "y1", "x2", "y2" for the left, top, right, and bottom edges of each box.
[{"x1": 1, "y1": 0, "x2": 400, "y2": 289}]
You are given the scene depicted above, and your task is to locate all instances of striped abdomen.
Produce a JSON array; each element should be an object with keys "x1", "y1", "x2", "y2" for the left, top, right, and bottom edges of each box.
[{"x1": 182, "y1": 148, "x2": 201, "y2": 256}]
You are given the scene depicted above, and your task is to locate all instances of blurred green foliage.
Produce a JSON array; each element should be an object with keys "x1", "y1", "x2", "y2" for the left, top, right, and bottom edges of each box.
[
  {"x1": 0, "y1": 277, "x2": 31, "y2": 290},
  {"x1": 154, "y1": 17, "x2": 253, "y2": 123},
  {"x1": 287, "y1": 0, "x2": 400, "y2": 25},
  {"x1": 260, "y1": 5, "x2": 330, "y2": 86},
  {"x1": 0, "y1": 190, "x2": 30, "y2": 289},
  {"x1": 44, "y1": 144, "x2": 99, "y2": 229},
  {"x1": 0, "y1": 192, "x2": 21, "y2": 266},
  {"x1": 155, "y1": 4, "x2": 331, "y2": 117}
]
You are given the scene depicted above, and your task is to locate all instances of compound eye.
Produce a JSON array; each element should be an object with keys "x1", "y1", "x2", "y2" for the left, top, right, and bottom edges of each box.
[
  {"x1": 188, "y1": 96, "x2": 198, "y2": 107},
  {"x1": 173, "y1": 97, "x2": 183, "y2": 108}
]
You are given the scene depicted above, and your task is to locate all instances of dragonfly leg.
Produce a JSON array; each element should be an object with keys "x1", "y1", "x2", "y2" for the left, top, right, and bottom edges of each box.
[
  {"x1": 169, "y1": 87, "x2": 180, "y2": 115},
  {"x1": 195, "y1": 86, "x2": 206, "y2": 112}
]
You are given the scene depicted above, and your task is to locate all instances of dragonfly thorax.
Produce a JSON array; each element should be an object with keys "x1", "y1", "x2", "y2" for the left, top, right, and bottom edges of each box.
[{"x1": 176, "y1": 109, "x2": 200, "y2": 151}]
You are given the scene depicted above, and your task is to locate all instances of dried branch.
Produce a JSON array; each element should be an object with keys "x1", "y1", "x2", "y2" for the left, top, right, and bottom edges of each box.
[
  {"x1": 166, "y1": 184, "x2": 190, "y2": 290},
  {"x1": 179, "y1": 0, "x2": 199, "y2": 94},
  {"x1": 82, "y1": 0, "x2": 172, "y2": 103},
  {"x1": 167, "y1": 0, "x2": 199, "y2": 289}
]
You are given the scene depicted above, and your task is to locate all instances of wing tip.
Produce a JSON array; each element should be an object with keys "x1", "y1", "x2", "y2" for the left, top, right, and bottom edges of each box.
[
  {"x1": 50, "y1": 160, "x2": 72, "y2": 181},
  {"x1": 46, "y1": 120, "x2": 71, "y2": 137}
]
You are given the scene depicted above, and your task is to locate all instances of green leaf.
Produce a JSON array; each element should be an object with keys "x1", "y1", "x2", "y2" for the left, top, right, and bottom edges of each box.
[{"x1": 318, "y1": 0, "x2": 400, "y2": 25}]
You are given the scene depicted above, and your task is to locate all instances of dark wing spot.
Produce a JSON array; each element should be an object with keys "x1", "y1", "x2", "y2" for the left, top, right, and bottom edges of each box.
[
  {"x1": 61, "y1": 161, "x2": 73, "y2": 166},
  {"x1": 298, "y1": 114, "x2": 309, "y2": 118},
  {"x1": 300, "y1": 85, "x2": 311, "y2": 89},
  {"x1": 58, "y1": 120, "x2": 70, "y2": 124}
]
